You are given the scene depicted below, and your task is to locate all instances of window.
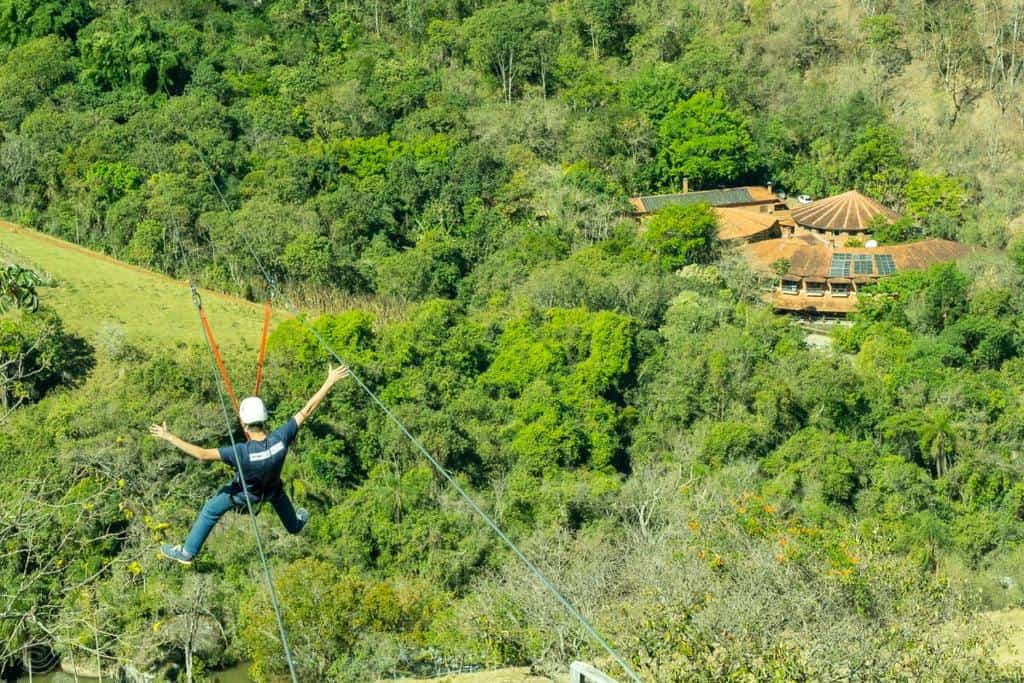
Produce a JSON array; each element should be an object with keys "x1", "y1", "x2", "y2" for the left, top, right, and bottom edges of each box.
[
  {"x1": 831, "y1": 283, "x2": 850, "y2": 298},
  {"x1": 875, "y1": 254, "x2": 896, "y2": 275},
  {"x1": 781, "y1": 279, "x2": 799, "y2": 294},
  {"x1": 806, "y1": 282, "x2": 825, "y2": 297},
  {"x1": 854, "y1": 254, "x2": 873, "y2": 275},
  {"x1": 828, "y1": 254, "x2": 851, "y2": 277}
]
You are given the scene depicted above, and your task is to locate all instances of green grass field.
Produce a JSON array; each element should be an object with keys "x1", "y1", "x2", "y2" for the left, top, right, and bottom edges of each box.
[{"x1": 0, "y1": 221, "x2": 291, "y2": 357}]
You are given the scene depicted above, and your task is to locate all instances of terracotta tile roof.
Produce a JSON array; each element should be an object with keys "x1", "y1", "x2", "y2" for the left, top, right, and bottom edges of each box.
[
  {"x1": 714, "y1": 207, "x2": 779, "y2": 241},
  {"x1": 744, "y1": 186, "x2": 780, "y2": 202},
  {"x1": 756, "y1": 238, "x2": 976, "y2": 279},
  {"x1": 791, "y1": 190, "x2": 899, "y2": 232},
  {"x1": 786, "y1": 244, "x2": 838, "y2": 277},
  {"x1": 744, "y1": 235, "x2": 825, "y2": 272},
  {"x1": 887, "y1": 238, "x2": 976, "y2": 270},
  {"x1": 632, "y1": 186, "x2": 779, "y2": 213}
]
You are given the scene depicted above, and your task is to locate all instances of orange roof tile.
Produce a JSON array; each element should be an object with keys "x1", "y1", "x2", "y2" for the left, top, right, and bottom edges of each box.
[
  {"x1": 763, "y1": 238, "x2": 977, "y2": 279},
  {"x1": 743, "y1": 236, "x2": 825, "y2": 272},
  {"x1": 743, "y1": 186, "x2": 780, "y2": 202},
  {"x1": 630, "y1": 186, "x2": 780, "y2": 213},
  {"x1": 792, "y1": 190, "x2": 899, "y2": 232},
  {"x1": 714, "y1": 207, "x2": 779, "y2": 241}
]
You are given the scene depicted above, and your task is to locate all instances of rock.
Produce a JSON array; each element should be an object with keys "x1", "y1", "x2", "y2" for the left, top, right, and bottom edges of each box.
[{"x1": 60, "y1": 657, "x2": 119, "y2": 679}]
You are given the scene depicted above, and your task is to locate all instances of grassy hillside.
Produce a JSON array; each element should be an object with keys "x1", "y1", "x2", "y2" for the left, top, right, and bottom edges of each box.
[{"x1": 0, "y1": 220, "x2": 290, "y2": 358}]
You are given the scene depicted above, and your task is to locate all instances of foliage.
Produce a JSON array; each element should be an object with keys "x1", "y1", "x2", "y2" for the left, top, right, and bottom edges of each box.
[
  {"x1": 462, "y1": 2, "x2": 548, "y2": 103},
  {"x1": 2, "y1": 0, "x2": 1024, "y2": 679},
  {"x1": 641, "y1": 203, "x2": 719, "y2": 271},
  {"x1": 240, "y1": 558, "x2": 441, "y2": 681},
  {"x1": 0, "y1": 305, "x2": 93, "y2": 415},
  {"x1": 870, "y1": 214, "x2": 919, "y2": 244},
  {"x1": 903, "y1": 170, "x2": 972, "y2": 238},
  {"x1": 656, "y1": 91, "x2": 756, "y2": 189},
  {"x1": 0, "y1": 263, "x2": 40, "y2": 312}
]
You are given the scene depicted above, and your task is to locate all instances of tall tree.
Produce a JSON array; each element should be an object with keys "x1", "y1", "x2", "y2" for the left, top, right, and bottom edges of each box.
[
  {"x1": 656, "y1": 91, "x2": 756, "y2": 189},
  {"x1": 570, "y1": 0, "x2": 632, "y2": 59},
  {"x1": 917, "y1": 0, "x2": 987, "y2": 126},
  {"x1": 463, "y1": 1, "x2": 547, "y2": 103}
]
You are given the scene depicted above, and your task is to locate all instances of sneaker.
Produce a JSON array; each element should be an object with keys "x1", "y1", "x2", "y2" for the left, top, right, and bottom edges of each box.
[
  {"x1": 296, "y1": 508, "x2": 309, "y2": 531},
  {"x1": 160, "y1": 543, "x2": 194, "y2": 565}
]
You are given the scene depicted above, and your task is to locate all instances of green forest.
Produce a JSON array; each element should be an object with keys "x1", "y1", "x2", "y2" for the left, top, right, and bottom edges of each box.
[{"x1": 3, "y1": 0, "x2": 1024, "y2": 680}]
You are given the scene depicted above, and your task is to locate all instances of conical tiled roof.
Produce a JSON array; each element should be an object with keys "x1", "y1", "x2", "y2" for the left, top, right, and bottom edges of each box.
[{"x1": 792, "y1": 190, "x2": 899, "y2": 232}]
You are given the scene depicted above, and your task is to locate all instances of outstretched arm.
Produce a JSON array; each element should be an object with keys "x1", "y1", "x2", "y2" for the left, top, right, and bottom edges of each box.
[
  {"x1": 149, "y1": 422, "x2": 220, "y2": 461},
  {"x1": 294, "y1": 364, "x2": 349, "y2": 427}
]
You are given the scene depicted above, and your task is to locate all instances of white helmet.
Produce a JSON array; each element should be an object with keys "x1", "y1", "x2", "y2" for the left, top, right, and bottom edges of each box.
[{"x1": 239, "y1": 397, "x2": 268, "y2": 426}]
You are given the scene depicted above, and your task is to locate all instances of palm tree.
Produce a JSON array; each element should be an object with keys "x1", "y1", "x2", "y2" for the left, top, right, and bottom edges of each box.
[{"x1": 917, "y1": 406, "x2": 958, "y2": 478}]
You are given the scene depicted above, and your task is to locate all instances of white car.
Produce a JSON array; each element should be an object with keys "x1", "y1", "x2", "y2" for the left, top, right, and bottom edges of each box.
[{"x1": 797, "y1": 194, "x2": 812, "y2": 204}]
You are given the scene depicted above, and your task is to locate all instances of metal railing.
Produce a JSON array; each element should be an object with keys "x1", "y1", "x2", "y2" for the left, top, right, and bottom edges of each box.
[{"x1": 571, "y1": 661, "x2": 621, "y2": 683}]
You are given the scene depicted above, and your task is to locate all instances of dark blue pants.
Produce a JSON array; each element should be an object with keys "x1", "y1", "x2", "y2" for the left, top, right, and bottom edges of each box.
[{"x1": 183, "y1": 484, "x2": 303, "y2": 557}]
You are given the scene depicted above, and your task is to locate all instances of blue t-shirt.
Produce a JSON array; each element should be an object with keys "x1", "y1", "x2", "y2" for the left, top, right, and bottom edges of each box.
[{"x1": 218, "y1": 418, "x2": 299, "y2": 497}]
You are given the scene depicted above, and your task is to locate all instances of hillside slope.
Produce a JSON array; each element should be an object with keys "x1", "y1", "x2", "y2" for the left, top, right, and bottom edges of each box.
[{"x1": 0, "y1": 220, "x2": 289, "y2": 355}]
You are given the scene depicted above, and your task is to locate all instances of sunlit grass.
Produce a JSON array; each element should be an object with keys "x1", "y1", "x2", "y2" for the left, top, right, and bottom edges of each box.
[
  {"x1": 0, "y1": 221, "x2": 290, "y2": 359},
  {"x1": 984, "y1": 609, "x2": 1024, "y2": 668}
]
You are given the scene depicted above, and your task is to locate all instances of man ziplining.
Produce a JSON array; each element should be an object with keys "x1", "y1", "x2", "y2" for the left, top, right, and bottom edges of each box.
[{"x1": 149, "y1": 364, "x2": 350, "y2": 565}]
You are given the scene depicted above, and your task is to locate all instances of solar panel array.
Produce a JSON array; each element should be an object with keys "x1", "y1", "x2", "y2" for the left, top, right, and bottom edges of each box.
[
  {"x1": 875, "y1": 254, "x2": 896, "y2": 275},
  {"x1": 823, "y1": 253, "x2": 899, "y2": 280},
  {"x1": 854, "y1": 254, "x2": 874, "y2": 275},
  {"x1": 829, "y1": 253, "x2": 851, "y2": 277}
]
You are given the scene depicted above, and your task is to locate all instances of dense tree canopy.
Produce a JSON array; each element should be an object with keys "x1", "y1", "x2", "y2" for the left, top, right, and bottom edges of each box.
[
  {"x1": 3, "y1": 0, "x2": 1024, "y2": 681},
  {"x1": 656, "y1": 90, "x2": 757, "y2": 189}
]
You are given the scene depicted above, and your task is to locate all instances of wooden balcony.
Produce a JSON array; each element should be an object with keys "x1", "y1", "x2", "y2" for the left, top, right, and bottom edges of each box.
[{"x1": 770, "y1": 290, "x2": 860, "y2": 314}]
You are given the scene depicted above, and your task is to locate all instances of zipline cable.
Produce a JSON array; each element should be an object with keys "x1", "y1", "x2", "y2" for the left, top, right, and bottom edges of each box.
[
  {"x1": 283, "y1": 314, "x2": 643, "y2": 683},
  {"x1": 177, "y1": 121, "x2": 643, "y2": 683},
  {"x1": 187, "y1": 281, "x2": 299, "y2": 683},
  {"x1": 154, "y1": 124, "x2": 296, "y2": 680}
]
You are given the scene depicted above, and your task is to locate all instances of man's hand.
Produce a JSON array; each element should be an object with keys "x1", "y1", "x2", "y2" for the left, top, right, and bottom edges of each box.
[
  {"x1": 149, "y1": 421, "x2": 171, "y2": 441},
  {"x1": 296, "y1": 364, "x2": 351, "y2": 427},
  {"x1": 148, "y1": 422, "x2": 219, "y2": 461},
  {"x1": 326, "y1": 364, "x2": 350, "y2": 386}
]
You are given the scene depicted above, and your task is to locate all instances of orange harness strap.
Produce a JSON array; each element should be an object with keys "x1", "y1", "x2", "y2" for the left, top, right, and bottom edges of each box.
[
  {"x1": 253, "y1": 300, "x2": 271, "y2": 396},
  {"x1": 196, "y1": 297, "x2": 240, "y2": 413}
]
